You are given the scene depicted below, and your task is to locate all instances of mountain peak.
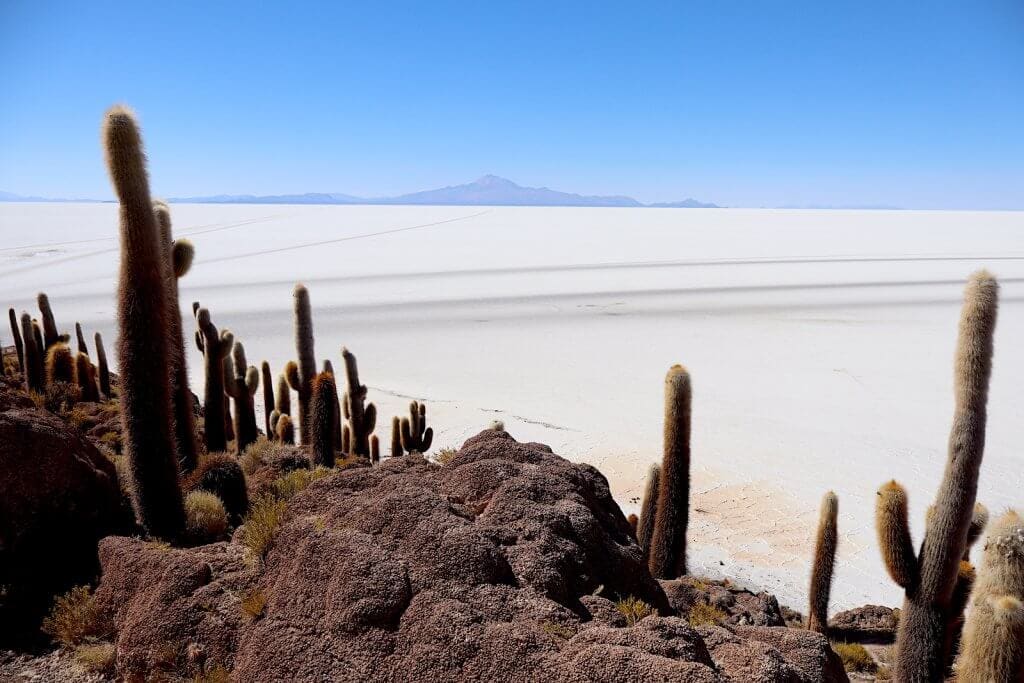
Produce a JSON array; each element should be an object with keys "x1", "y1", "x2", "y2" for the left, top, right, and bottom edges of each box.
[{"x1": 474, "y1": 174, "x2": 517, "y2": 187}]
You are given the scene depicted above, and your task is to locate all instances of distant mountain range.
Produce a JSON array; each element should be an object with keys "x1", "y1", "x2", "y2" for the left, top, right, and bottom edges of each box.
[{"x1": 0, "y1": 176, "x2": 720, "y2": 209}]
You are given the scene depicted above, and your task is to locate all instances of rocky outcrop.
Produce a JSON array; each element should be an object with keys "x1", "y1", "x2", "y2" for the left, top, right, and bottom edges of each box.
[
  {"x1": 662, "y1": 577, "x2": 787, "y2": 627},
  {"x1": 0, "y1": 395, "x2": 131, "y2": 644},
  {"x1": 90, "y1": 430, "x2": 847, "y2": 681},
  {"x1": 828, "y1": 604, "x2": 899, "y2": 644}
]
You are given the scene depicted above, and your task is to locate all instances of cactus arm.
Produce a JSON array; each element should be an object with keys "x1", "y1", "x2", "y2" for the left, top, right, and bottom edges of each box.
[
  {"x1": 807, "y1": 491, "x2": 839, "y2": 634},
  {"x1": 876, "y1": 481, "x2": 919, "y2": 590}
]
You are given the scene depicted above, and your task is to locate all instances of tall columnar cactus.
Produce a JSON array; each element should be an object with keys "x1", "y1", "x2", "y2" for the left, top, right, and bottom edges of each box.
[
  {"x1": 45, "y1": 342, "x2": 75, "y2": 386},
  {"x1": 103, "y1": 105, "x2": 185, "y2": 539},
  {"x1": 954, "y1": 510, "x2": 1024, "y2": 682},
  {"x1": 194, "y1": 307, "x2": 233, "y2": 453},
  {"x1": 390, "y1": 416, "x2": 402, "y2": 457},
  {"x1": 807, "y1": 491, "x2": 839, "y2": 634},
  {"x1": 8, "y1": 308, "x2": 24, "y2": 375},
  {"x1": 275, "y1": 372, "x2": 291, "y2": 417},
  {"x1": 20, "y1": 312, "x2": 44, "y2": 393},
  {"x1": 310, "y1": 371, "x2": 337, "y2": 467},
  {"x1": 94, "y1": 332, "x2": 111, "y2": 398},
  {"x1": 76, "y1": 352, "x2": 100, "y2": 402},
  {"x1": 225, "y1": 341, "x2": 259, "y2": 455},
  {"x1": 37, "y1": 292, "x2": 61, "y2": 350},
  {"x1": 323, "y1": 359, "x2": 343, "y2": 450},
  {"x1": 31, "y1": 321, "x2": 45, "y2": 366},
  {"x1": 398, "y1": 401, "x2": 432, "y2": 455},
  {"x1": 286, "y1": 284, "x2": 316, "y2": 444},
  {"x1": 155, "y1": 200, "x2": 200, "y2": 472},
  {"x1": 370, "y1": 434, "x2": 380, "y2": 464},
  {"x1": 74, "y1": 322, "x2": 89, "y2": 356},
  {"x1": 261, "y1": 361, "x2": 274, "y2": 437},
  {"x1": 637, "y1": 464, "x2": 661, "y2": 560},
  {"x1": 341, "y1": 347, "x2": 377, "y2": 457},
  {"x1": 648, "y1": 364, "x2": 692, "y2": 580},
  {"x1": 874, "y1": 271, "x2": 998, "y2": 681}
]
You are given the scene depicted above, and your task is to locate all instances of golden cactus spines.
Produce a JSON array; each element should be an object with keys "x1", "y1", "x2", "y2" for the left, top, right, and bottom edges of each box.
[
  {"x1": 45, "y1": 342, "x2": 75, "y2": 386},
  {"x1": 637, "y1": 464, "x2": 660, "y2": 560},
  {"x1": 288, "y1": 283, "x2": 317, "y2": 444},
  {"x1": 807, "y1": 491, "x2": 838, "y2": 634},
  {"x1": 20, "y1": 312, "x2": 43, "y2": 392},
  {"x1": 648, "y1": 364, "x2": 692, "y2": 580},
  {"x1": 310, "y1": 372, "x2": 338, "y2": 468},
  {"x1": 94, "y1": 332, "x2": 111, "y2": 398},
  {"x1": 876, "y1": 480, "x2": 918, "y2": 590}
]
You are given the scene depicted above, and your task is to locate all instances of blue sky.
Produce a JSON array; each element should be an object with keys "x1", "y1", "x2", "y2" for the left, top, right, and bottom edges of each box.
[{"x1": 1, "y1": 1, "x2": 1022, "y2": 208}]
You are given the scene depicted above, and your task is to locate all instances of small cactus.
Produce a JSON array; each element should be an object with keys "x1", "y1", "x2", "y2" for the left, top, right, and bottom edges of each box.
[
  {"x1": 194, "y1": 307, "x2": 233, "y2": 453},
  {"x1": 75, "y1": 352, "x2": 100, "y2": 402},
  {"x1": 275, "y1": 412, "x2": 295, "y2": 444},
  {"x1": 340, "y1": 348, "x2": 377, "y2": 458},
  {"x1": 74, "y1": 322, "x2": 89, "y2": 356},
  {"x1": 45, "y1": 342, "x2": 75, "y2": 386},
  {"x1": 8, "y1": 308, "x2": 24, "y2": 375},
  {"x1": 807, "y1": 491, "x2": 838, "y2": 634},
  {"x1": 287, "y1": 284, "x2": 317, "y2": 444},
  {"x1": 275, "y1": 372, "x2": 291, "y2": 417},
  {"x1": 20, "y1": 312, "x2": 43, "y2": 392},
  {"x1": 370, "y1": 434, "x2": 380, "y2": 464},
  {"x1": 261, "y1": 361, "x2": 274, "y2": 438},
  {"x1": 103, "y1": 104, "x2": 184, "y2": 539},
  {"x1": 310, "y1": 372, "x2": 338, "y2": 467},
  {"x1": 398, "y1": 401, "x2": 432, "y2": 455},
  {"x1": 94, "y1": 332, "x2": 111, "y2": 398},
  {"x1": 637, "y1": 464, "x2": 660, "y2": 560},
  {"x1": 954, "y1": 510, "x2": 1024, "y2": 681},
  {"x1": 390, "y1": 416, "x2": 402, "y2": 457},
  {"x1": 37, "y1": 292, "x2": 61, "y2": 350},
  {"x1": 225, "y1": 341, "x2": 259, "y2": 455},
  {"x1": 648, "y1": 364, "x2": 692, "y2": 580},
  {"x1": 184, "y1": 454, "x2": 250, "y2": 526}
]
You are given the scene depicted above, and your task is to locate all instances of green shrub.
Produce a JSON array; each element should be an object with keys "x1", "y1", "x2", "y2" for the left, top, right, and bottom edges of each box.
[
  {"x1": 41, "y1": 586, "x2": 106, "y2": 646},
  {"x1": 831, "y1": 641, "x2": 877, "y2": 673},
  {"x1": 615, "y1": 596, "x2": 654, "y2": 626},
  {"x1": 185, "y1": 490, "x2": 229, "y2": 543}
]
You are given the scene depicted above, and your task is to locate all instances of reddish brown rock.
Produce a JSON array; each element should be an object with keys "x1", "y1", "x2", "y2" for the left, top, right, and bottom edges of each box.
[
  {"x1": 828, "y1": 604, "x2": 898, "y2": 644},
  {"x1": 662, "y1": 577, "x2": 787, "y2": 627},
  {"x1": 0, "y1": 399, "x2": 131, "y2": 644}
]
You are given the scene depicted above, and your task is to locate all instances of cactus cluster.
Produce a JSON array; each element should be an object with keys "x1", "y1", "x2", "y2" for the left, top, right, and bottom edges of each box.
[
  {"x1": 195, "y1": 306, "x2": 234, "y2": 453},
  {"x1": 226, "y1": 341, "x2": 260, "y2": 454},
  {"x1": 392, "y1": 400, "x2": 432, "y2": 456},
  {"x1": 340, "y1": 347, "x2": 378, "y2": 458},
  {"x1": 873, "y1": 271, "x2": 998, "y2": 681}
]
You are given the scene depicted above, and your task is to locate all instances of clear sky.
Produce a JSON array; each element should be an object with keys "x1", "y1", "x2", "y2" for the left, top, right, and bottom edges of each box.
[{"x1": 1, "y1": 1, "x2": 1022, "y2": 208}]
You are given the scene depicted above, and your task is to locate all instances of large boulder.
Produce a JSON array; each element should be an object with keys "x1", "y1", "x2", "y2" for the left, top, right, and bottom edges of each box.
[
  {"x1": 662, "y1": 577, "x2": 787, "y2": 627},
  {"x1": 92, "y1": 430, "x2": 847, "y2": 682},
  {"x1": 0, "y1": 398, "x2": 130, "y2": 644},
  {"x1": 828, "y1": 604, "x2": 898, "y2": 644}
]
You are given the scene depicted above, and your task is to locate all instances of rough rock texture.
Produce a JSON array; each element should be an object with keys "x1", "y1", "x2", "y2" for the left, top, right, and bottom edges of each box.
[
  {"x1": 699, "y1": 625, "x2": 848, "y2": 682},
  {"x1": 662, "y1": 577, "x2": 787, "y2": 627},
  {"x1": 91, "y1": 430, "x2": 847, "y2": 681},
  {"x1": 828, "y1": 605, "x2": 899, "y2": 644},
  {"x1": 0, "y1": 394, "x2": 131, "y2": 644}
]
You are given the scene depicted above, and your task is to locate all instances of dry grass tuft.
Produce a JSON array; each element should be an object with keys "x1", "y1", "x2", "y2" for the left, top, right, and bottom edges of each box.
[
  {"x1": 540, "y1": 620, "x2": 576, "y2": 639},
  {"x1": 73, "y1": 642, "x2": 115, "y2": 674},
  {"x1": 239, "y1": 437, "x2": 294, "y2": 475},
  {"x1": 242, "y1": 496, "x2": 288, "y2": 561},
  {"x1": 687, "y1": 603, "x2": 727, "y2": 627},
  {"x1": 185, "y1": 490, "x2": 229, "y2": 543},
  {"x1": 192, "y1": 664, "x2": 232, "y2": 683},
  {"x1": 615, "y1": 596, "x2": 654, "y2": 626},
  {"x1": 41, "y1": 586, "x2": 106, "y2": 646},
  {"x1": 240, "y1": 589, "x2": 267, "y2": 621},
  {"x1": 271, "y1": 466, "x2": 331, "y2": 501},
  {"x1": 433, "y1": 447, "x2": 458, "y2": 466},
  {"x1": 831, "y1": 641, "x2": 877, "y2": 673}
]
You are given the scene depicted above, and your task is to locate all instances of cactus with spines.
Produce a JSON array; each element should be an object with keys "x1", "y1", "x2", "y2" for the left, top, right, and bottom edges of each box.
[
  {"x1": 399, "y1": 401, "x2": 432, "y2": 455},
  {"x1": 286, "y1": 284, "x2": 317, "y2": 444},
  {"x1": 20, "y1": 313, "x2": 43, "y2": 392},
  {"x1": 225, "y1": 341, "x2": 259, "y2": 455},
  {"x1": 807, "y1": 491, "x2": 838, "y2": 634},
  {"x1": 94, "y1": 332, "x2": 111, "y2": 398},
  {"x1": 627, "y1": 514, "x2": 639, "y2": 536},
  {"x1": 954, "y1": 510, "x2": 1024, "y2": 682},
  {"x1": 874, "y1": 271, "x2": 998, "y2": 681},
  {"x1": 637, "y1": 464, "x2": 660, "y2": 560},
  {"x1": 323, "y1": 359, "x2": 343, "y2": 450},
  {"x1": 45, "y1": 342, "x2": 75, "y2": 386},
  {"x1": 648, "y1": 364, "x2": 692, "y2": 580},
  {"x1": 390, "y1": 416, "x2": 402, "y2": 457},
  {"x1": 76, "y1": 352, "x2": 100, "y2": 402},
  {"x1": 340, "y1": 347, "x2": 377, "y2": 457},
  {"x1": 37, "y1": 292, "x2": 62, "y2": 350},
  {"x1": 275, "y1": 412, "x2": 295, "y2": 444},
  {"x1": 370, "y1": 434, "x2": 380, "y2": 464},
  {"x1": 310, "y1": 371, "x2": 338, "y2": 467},
  {"x1": 275, "y1": 372, "x2": 291, "y2": 417},
  {"x1": 155, "y1": 201, "x2": 200, "y2": 472},
  {"x1": 75, "y1": 322, "x2": 89, "y2": 356},
  {"x1": 103, "y1": 105, "x2": 184, "y2": 539},
  {"x1": 261, "y1": 361, "x2": 274, "y2": 438},
  {"x1": 194, "y1": 307, "x2": 233, "y2": 453},
  {"x1": 32, "y1": 321, "x2": 45, "y2": 372},
  {"x1": 9, "y1": 308, "x2": 24, "y2": 375}
]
